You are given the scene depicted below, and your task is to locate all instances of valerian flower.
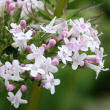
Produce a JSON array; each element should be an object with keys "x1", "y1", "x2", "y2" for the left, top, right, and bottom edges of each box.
[
  {"x1": 72, "y1": 52, "x2": 87, "y2": 70},
  {"x1": 40, "y1": 17, "x2": 66, "y2": 34},
  {"x1": 24, "y1": 63, "x2": 45, "y2": 77},
  {"x1": 0, "y1": 60, "x2": 24, "y2": 82},
  {"x1": 9, "y1": 23, "x2": 22, "y2": 34},
  {"x1": 58, "y1": 45, "x2": 72, "y2": 64},
  {"x1": 27, "y1": 44, "x2": 45, "y2": 63},
  {"x1": 12, "y1": 30, "x2": 32, "y2": 51},
  {"x1": 42, "y1": 72, "x2": 60, "y2": 94},
  {"x1": 7, "y1": 89, "x2": 28, "y2": 108}
]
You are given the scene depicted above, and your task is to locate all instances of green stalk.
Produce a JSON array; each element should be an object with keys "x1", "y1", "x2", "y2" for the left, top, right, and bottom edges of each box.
[{"x1": 26, "y1": 81, "x2": 43, "y2": 110}]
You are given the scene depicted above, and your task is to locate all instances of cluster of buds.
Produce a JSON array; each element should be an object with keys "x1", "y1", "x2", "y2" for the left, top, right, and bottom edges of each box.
[{"x1": 6, "y1": 0, "x2": 17, "y2": 16}]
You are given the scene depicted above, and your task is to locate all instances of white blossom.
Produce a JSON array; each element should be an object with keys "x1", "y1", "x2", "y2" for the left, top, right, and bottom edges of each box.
[
  {"x1": 58, "y1": 45, "x2": 72, "y2": 64},
  {"x1": 12, "y1": 30, "x2": 32, "y2": 51},
  {"x1": 72, "y1": 52, "x2": 87, "y2": 70},
  {"x1": 42, "y1": 72, "x2": 60, "y2": 94},
  {"x1": 7, "y1": 90, "x2": 28, "y2": 108},
  {"x1": 0, "y1": 60, "x2": 24, "y2": 81},
  {"x1": 27, "y1": 44, "x2": 45, "y2": 63}
]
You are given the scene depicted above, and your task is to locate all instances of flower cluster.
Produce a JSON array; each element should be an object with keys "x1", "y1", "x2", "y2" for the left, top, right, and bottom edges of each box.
[
  {"x1": 0, "y1": 0, "x2": 108, "y2": 109},
  {"x1": 1, "y1": 0, "x2": 44, "y2": 17}
]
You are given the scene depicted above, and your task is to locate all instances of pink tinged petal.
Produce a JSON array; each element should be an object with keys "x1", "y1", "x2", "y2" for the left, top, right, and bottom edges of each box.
[
  {"x1": 52, "y1": 58, "x2": 59, "y2": 66},
  {"x1": 49, "y1": 65, "x2": 58, "y2": 73},
  {"x1": 25, "y1": 30, "x2": 32, "y2": 38},
  {"x1": 49, "y1": 16, "x2": 56, "y2": 26},
  {"x1": 66, "y1": 57, "x2": 72, "y2": 61},
  {"x1": 80, "y1": 61, "x2": 84, "y2": 66},
  {"x1": 30, "y1": 70, "x2": 38, "y2": 77},
  {"x1": 81, "y1": 53, "x2": 87, "y2": 60},
  {"x1": 13, "y1": 60, "x2": 19, "y2": 66},
  {"x1": 49, "y1": 72, "x2": 54, "y2": 79},
  {"x1": 37, "y1": 69, "x2": 45, "y2": 75},
  {"x1": 8, "y1": 92, "x2": 14, "y2": 97},
  {"x1": 27, "y1": 53, "x2": 34, "y2": 60},
  {"x1": 16, "y1": 90, "x2": 22, "y2": 98},
  {"x1": 40, "y1": 26, "x2": 47, "y2": 32},
  {"x1": 45, "y1": 83, "x2": 51, "y2": 89},
  {"x1": 14, "y1": 103, "x2": 19, "y2": 109},
  {"x1": 30, "y1": 44, "x2": 37, "y2": 53},
  {"x1": 62, "y1": 58, "x2": 66, "y2": 64},
  {"x1": 5, "y1": 62, "x2": 12, "y2": 68},
  {"x1": 54, "y1": 79, "x2": 60, "y2": 86},
  {"x1": 51, "y1": 86, "x2": 55, "y2": 95},
  {"x1": 72, "y1": 63, "x2": 78, "y2": 70},
  {"x1": 20, "y1": 99, "x2": 28, "y2": 104}
]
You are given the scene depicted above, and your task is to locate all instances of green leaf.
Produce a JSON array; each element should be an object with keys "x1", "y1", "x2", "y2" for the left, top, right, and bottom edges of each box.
[{"x1": 54, "y1": 0, "x2": 69, "y2": 17}]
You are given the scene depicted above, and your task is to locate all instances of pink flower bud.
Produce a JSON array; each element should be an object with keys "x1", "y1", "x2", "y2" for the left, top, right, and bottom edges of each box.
[
  {"x1": 84, "y1": 60, "x2": 88, "y2": 66},
  {"x1": 42, "y1": 44, "x2": 48, "y2": 50},
  {"x1": 66, "y1": 42, "x2": 73, "y2": 48},
  {"x1": 95, "y1": 58, "x2": 100, "y2": 63},
  {"x1": 9, "y1": 3, "x2": 16, "y2": 11},
  {"x1": 56, "y1": 35, "x2": 64, "y2": 42},
  {"x1": 20, "y1": 20, "x2": 26, "y2": 29},
  {"x1": 32, "y1": 30, "x2": 36, "y2": 35},
  {"x1": 9, "y1": 10, "x2": 14, "y2": 16},
  {"x1": 87, "y1": 58, "x2": 100, "y2": 63},
  {"x1": 48, "y1": 39, "x2": 56, "y2": 48},
  {"x1": 52, "y1": 58, "x2": 59, "y2": 66},
  {"x1": 62, "y1": 31, "x2": 68, "y2": 37},
  {"x1": 35, "y1": 74, "x2": 41, "y2": 80},
  {"x1": 6, "y1": 0, "x2": 12, "y2": 5},
  {"x1": 7, "y1": 84, "x2": 16, "y2": 91},
  {"x1": 21, "y1": 85, "x2": 27, "y2": 92},
  {"x1": 41, "y1": 82, "x2": 45, "y2": 87},
  {"x1": 6, "y1": 0, "x2": 12, "y2": 12},
  {"x1": 21, "y1": 64, "x2": 25, "y2": 67},
  {"x1": 27, "y1": 25, "x2": 31, "y2": 29},
  {"x1": 26, "y1": 45, "x2": 31, "y2": 52}
]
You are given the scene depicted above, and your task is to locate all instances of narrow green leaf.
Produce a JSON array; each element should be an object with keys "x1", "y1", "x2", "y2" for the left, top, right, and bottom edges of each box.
[
  {"x1": 54, "y1": 0, "x2": 69, "y2": 17},
  {"x1": 44, "y1": 3, "x2": 54, "y2": 19}
]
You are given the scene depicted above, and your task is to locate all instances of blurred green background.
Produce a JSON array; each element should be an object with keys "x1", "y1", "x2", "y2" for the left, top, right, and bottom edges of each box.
[{"x1": 1, "y1": 0, "x2": 110, "y2": 110}]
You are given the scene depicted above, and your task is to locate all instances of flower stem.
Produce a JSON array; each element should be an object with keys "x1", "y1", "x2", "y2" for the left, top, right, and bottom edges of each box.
[{"x1": 26, "y1": 81, "x2": 43, "y2": 110}]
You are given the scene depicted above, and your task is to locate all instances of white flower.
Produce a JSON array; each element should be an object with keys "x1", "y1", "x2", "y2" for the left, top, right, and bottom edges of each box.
[
  {"x1": 7, "y1": 90, "x2": 28, "y2": 108},
  {"x1": 0, "y1": 60, "x2": 24, "y2": 81},
  {"x1": 24, "y1": 63, "x2": 45, "y2": 77},
  {"x1": 27, "y1": 44, "x2": 45, "y2": 63},
  {"x1": 9, "y1": 23, "x2": 22, "y2": 34},
  {"x1": 87, "y1": 61, "x2": 109, "y2": 78},
  {"x1": 43, "y1": 72, "x2": 60, "y2": 94},
  {"x1": 24, "y1": 57, "x2": 58, "y2": 77},
  {"x1": 40, "y1": 17, "x2": 57, "y2": 34},
  {"x1": 72, "y1": 52, "x2": 87, "y2": 70},
  {"x1": 64, "y1": 38, "x2": 80, "y2": 52},
  {"x1": 40, "y1": 17, "x2": 64, "y2": 34},
  {"x1": 95, "y1": 47, "x2": 105, "y2": 60},
  {"x1": 68, "y1": 18, "x2": 91, "y2": 37},
  {"x1": 40, "y1": 57, "x2": 58, "y2": 74},
  {"x1": 12, "y1": 30, "x2": 32, "y2": 51},
  {"x1": 58, "y1": 45, "x2": 72, "y2": 64}
]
